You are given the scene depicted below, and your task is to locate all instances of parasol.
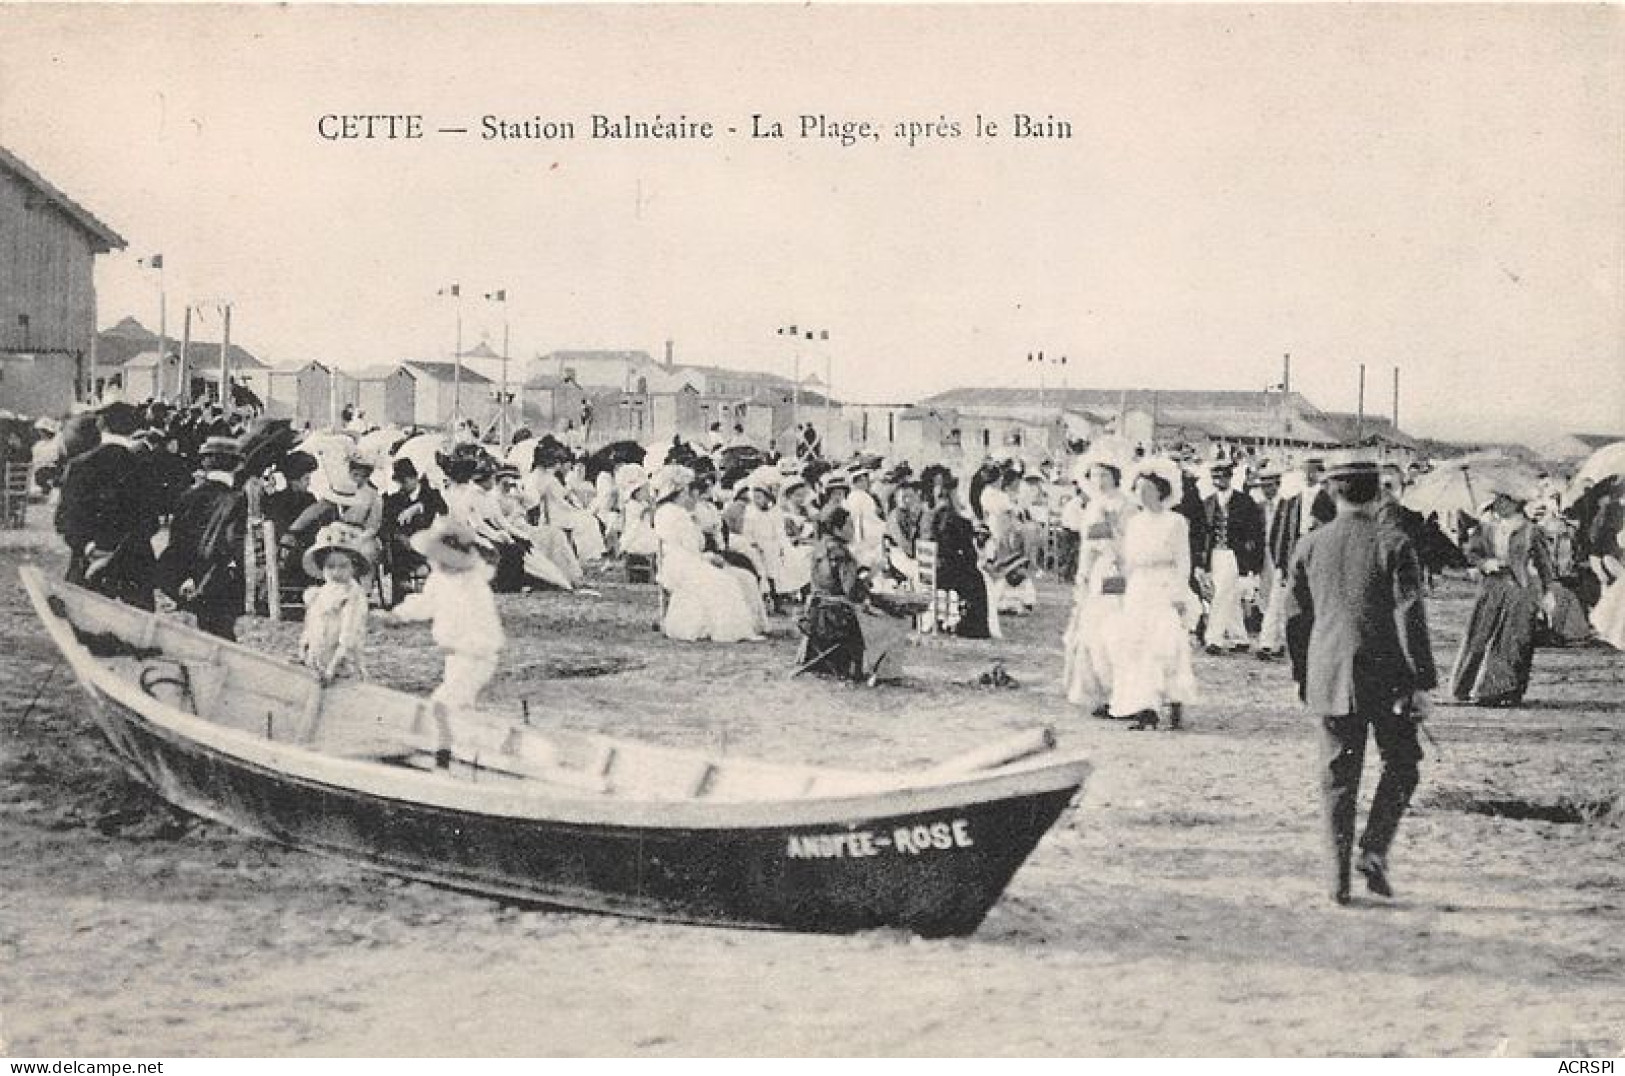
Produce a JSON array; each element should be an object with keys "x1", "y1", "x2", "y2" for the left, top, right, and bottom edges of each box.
[
  {"x1": 1402, "y1": 456, "x2": 1542, "y2": 522},
  {"x1": 1565, "y1": 441, "x2": 1625, "y2": 503}
]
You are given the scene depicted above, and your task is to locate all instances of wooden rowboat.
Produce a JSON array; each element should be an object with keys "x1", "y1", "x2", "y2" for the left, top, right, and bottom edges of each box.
[{"x1": 19, "y1": 566, "x2": 1090, "y2": 936}]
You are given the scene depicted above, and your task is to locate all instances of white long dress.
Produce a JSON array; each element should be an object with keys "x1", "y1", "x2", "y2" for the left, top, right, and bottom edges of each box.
[
  {"x1": 519, "y1": 469, "x2": 585, "y2": 584},
  {"x1": 654, "y1": 502, "x2": 764, "y2": 642},
  {"x1": 1591, "y1": 529, "x2": 1625, "y2": 651},
  {"x1": 1062, "y1": 490, "x2": 1132, "y2": 709},
  {"x1": 1106, "y1": 508, "x2": 1199, "y2": 717}
]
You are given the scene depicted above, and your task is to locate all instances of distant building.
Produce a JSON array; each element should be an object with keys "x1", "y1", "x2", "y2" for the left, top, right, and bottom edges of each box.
[
  {"x1": 263, "y1": 361, "x2": 337, "y2": 429},
  {"x1": 401, "y1": 361, "x2": 493, "y2": 429},
  {"x1": 0, "y1": 144, "x2": 126, "y2": 416},
  {"x1": 334, "y1": 365, "x2": 417, "y2": 429},
  {"x1": 918, "y1": 387, "x2": 1353, "y2": 454},
  {"x1": 92, "y1": 317, "x2": 267, "y2": 404}
]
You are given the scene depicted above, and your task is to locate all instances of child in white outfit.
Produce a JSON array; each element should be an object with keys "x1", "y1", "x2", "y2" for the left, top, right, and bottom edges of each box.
[
  {"x1": 298, "y1": 523, "x2": 373, "y2": 684},
  {"x1": 382, "y1": 517, "x2": 506, "y2": 766}
]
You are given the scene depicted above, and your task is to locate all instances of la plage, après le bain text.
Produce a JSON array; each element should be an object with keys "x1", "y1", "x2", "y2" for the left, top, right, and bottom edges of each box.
[{"x1": 315, "y1": 111, "x2": 1074, "y2": 147}]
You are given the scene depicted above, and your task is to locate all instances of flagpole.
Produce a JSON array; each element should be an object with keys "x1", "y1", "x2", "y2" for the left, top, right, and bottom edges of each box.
[
  {"x1": 156, "y1": 259, "x2": 168, "y2": 398},
  {"x1": 453, "y1": 293, "x2": 463, "y2": 432}
]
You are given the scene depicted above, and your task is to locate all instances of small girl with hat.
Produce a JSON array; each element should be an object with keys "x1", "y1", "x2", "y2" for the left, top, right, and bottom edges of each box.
[
  {"x1": 298, "y1": 522, "x2": 374, "y2": 685},
  {"x1": 381, "y1": 516, "x2": 506, "y2": 765}
]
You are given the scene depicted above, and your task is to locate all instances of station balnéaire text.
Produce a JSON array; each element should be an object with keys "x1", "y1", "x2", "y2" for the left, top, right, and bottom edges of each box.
[{"x1": 316, "y1": 112, "x2": 1074, "y2": 147}]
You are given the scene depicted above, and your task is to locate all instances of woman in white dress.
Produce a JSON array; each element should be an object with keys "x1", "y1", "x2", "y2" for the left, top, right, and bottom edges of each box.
[
  {"x1": 519, "y1": 447, "x2": 586, "y2": 585},
  {"x1": 1588, "y1": 520, "x2": 1625, "y2": 651},
  {"x1": 1062, "y1": 443, "x2": 1134, "y2": 715},
  {"x1": 741, "y1": 484, "x2": 793, "y2": 606},
  {"x1": 650, "y1": 465, "x2": 766, "y2": 643},
  {"x1": 1106, "y1": 457, "x2": 1199, "y2": 730}
]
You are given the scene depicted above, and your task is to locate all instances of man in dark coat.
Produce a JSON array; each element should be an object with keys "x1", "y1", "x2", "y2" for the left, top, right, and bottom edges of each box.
[
  {"x1": 54, "y1": 402, "x2": 161, "y2": 608},
  {"x1": 1269, "y1": 458, "x2": 1336, "y2": 575},
  {"x1": 1286, "y1": 460, "x2": 1437, "y2": 905},
  {"x1": 1197, "y1": 460, "x2": 1266, "y2": 652},
  {"x1": 1376, "y1": 464, "x2": 1427, "y2": 546},
  {"x1": 156, "y1": 436, "x2": 247, "y2": 640},
  {"x1": 382, "y1": 458, "x2": 447, "y2": 603}
]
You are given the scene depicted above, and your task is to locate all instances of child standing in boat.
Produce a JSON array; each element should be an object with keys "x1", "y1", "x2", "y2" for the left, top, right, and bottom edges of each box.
[
  {"x1": 298, "y1": 523, "x2": 374, "y2": 685},
  {"x1": 380, "y1": 516, "x2": 506, "y2": 766}
]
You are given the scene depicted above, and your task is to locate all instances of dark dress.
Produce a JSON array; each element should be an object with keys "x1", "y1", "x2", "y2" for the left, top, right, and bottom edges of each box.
[
  {"x1": 54, "y1": 440, "x2": 161, "y2": 609},
  {"x1": 1450, "y1": 518, "x2": 1551, "y2": 705},
  {"x1": 800, "y1": 536, "x2": 868, "y2": 679},
  {"x1": 932, "y1": 504, "x2": 991, "y2": 639},
  {"x1": 157, "y1": 477, "x2": 247, "y2": 640}
]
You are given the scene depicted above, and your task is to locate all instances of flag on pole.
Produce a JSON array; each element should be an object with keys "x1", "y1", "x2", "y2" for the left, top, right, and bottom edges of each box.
[
  {"x1": 485, "y1": 289, "x2": 506, "y2": 302},
  {"x1": 438, "y1": 284, "x2": 460, "y2": 297},
  {"x1": 141, "y1": 254, "x2": 163, "y2": 269}
]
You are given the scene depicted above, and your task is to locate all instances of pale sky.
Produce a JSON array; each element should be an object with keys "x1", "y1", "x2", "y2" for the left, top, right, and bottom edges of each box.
[{"x1": 2, "y1": 4, "x2": 1621, "y2": 442}]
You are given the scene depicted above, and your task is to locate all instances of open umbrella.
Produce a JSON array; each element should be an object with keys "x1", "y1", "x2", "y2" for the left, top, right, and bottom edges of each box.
[
  {"x1": 506, "y1": 436, "x2": 540, "y2": 472},
  {"x1": 1565, "y1": 441, "x2": 1625, "y2": 503},
  {"x1": 356, "y1": 426, "x2": 405, "y2": 460},
  {"x1": 394, "y1": 432, "x2": 451, "y2": 486},
  {"x1": 1403, "y1": 456, "x2": 1541, "y2": 523}
]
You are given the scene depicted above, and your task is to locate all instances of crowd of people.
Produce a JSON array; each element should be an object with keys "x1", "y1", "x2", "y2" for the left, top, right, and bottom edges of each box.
[{"x1": 21, "y1": 391, "x2": 1625, "y2": 905}]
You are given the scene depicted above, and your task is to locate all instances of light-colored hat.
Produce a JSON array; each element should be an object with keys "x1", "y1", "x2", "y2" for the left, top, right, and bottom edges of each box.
[
  {"x1": 302, "y1": 521, "x2": 375, "y2": 577},
  {"x1": 822, "y1": 468, "x2": 852, "y2": 492},
  {"x1": 1072, "y1": 436, "x2": 1132, "y2": 487},
  {"x1": 649, "y1": 463, "x2": 695, "y2": 504},
  {"x1": 745, "y1": 465, "x2": 782, "y2": 492},
  {"x1": 199, "y1": 435, "x2": 243, "y2": 461},
  {"x1": 409, "y1": 516, "x2": 484, "y2": 572},
  {"x1": 614, "y1": 461, "x2": 646, "y2": 489},
  {"x1": 345, "y1": 446, "x2": 381, "y2": 472},
  {"x1": 1130, "y1": 457, "x2": 1184, "y2": 505}
]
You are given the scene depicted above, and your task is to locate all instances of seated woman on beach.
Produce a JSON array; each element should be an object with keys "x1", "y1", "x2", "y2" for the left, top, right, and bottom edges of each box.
[
  {"x1": 800, "y1": 506, "x2": 870, "y2": 679},
  {"x1": 650, "y1": 464, "x2": 766, "y2": 643}
]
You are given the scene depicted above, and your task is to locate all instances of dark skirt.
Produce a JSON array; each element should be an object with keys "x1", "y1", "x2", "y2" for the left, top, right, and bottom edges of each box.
[
  {"x1": 1450, "y1": 574, "x2": 1540, "y2": 703},
  {"x1": 943, "y1": 570, "x2": 991, "y2": 639},
  {"x1": 799, "y1": 596, "x2": 866, "y2": 679}
]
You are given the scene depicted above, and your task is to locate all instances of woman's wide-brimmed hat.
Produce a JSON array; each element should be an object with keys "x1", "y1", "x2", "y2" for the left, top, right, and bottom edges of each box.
[
  {"x1": 1072, "y1": 436, "x2": 1133, "y2": 488},
  {"x1": 409, "y1": 516, "x2": 484, "y2": 572},
  {"x1": 437, "y1": 451, "x2": 481, "y2": 484},
  {"x1": 649, "y1": 463, "x2": 695, "y2": 504},
  {"x1": 745, "y1": 464, "x2": 782, "y2": 492},
  {"x1": 302, "y1": 521, "x2": 376, "y2": 578},
  {"x1": 1130, "y1": 457, "x2": 1184, "y2": 505}
]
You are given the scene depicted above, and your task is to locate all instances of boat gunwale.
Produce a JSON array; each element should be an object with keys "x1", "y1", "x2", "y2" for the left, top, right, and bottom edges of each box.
[{"x1": 20, "y1": 566, "x2": 1092, "y2": 831}]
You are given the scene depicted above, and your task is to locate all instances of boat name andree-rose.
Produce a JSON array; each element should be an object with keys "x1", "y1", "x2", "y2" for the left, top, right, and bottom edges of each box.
[
  {"x1": 786, "y1": 819, "x2": 976, "y2": 860},
  {"x1": 21, "y1": 566, "x2": 1090, "y2": 937}
]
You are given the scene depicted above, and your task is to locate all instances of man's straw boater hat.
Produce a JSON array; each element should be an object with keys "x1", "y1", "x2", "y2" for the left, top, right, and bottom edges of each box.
[
  {"x1": 409, "y1": 516, "x2": 484, "y2": 572},
  {"x1": 199, "y1": 435, "x2": 243, "y2": 462},
  {"x1": 302, "y1": 521, "x2": 375, "y2": 578}
]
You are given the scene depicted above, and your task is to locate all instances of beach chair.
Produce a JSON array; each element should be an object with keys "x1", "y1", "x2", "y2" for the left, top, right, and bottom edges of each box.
[{"x1": 2, "y1": 459, "x2": 31, "y2": 529}]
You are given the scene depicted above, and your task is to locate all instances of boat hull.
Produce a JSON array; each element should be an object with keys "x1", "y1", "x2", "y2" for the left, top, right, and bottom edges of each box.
[{"x1": 90, "y1": 686, "x2": 1078, "y2": 936}]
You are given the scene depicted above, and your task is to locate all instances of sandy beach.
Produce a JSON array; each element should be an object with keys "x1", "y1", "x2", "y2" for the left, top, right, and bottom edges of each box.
[{"x1": 2, "y1": 530, "x2": 1622, "y2": 1057}]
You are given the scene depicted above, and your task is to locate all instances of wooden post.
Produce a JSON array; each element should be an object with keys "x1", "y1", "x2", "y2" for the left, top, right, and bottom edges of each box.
[
  {"x1": 243, "y1": 477, "x2": 263, "y2": 615},
  {"x1": 178, "y1": 306, "x2": 192, "y2": 403},
  {"x1": 263, "y1": 520, "x2": 281, "y2": 621},
  {"x1": 218, "y1": 303, "x2": 232, "y2": 408},
  {"x1": 1356, "y1": 363, "x2": 1366, "y2": 445}
]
